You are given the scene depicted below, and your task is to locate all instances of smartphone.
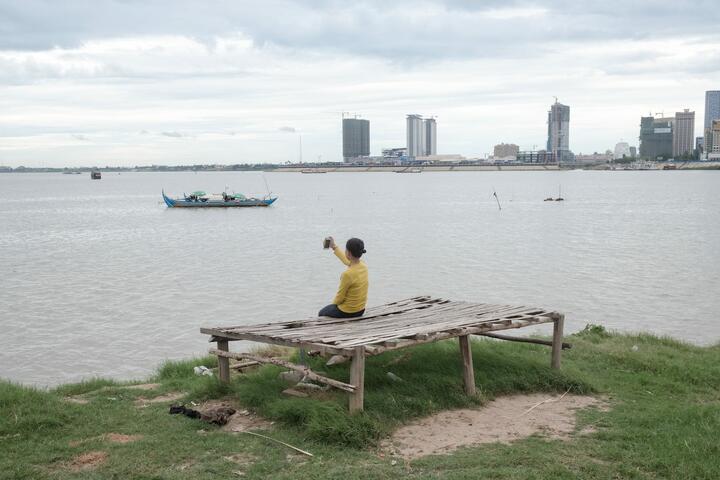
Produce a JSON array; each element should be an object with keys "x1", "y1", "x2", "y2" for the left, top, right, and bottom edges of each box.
[{"x1": 323, "y1": 237, "x2": 331, "y2": 249}]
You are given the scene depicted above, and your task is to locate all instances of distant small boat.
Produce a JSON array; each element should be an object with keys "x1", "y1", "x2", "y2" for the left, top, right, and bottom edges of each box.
[
  {"x1": 663, "y1": 163, "x2": 677, "y2": 170},
  {"x1": 162, "y1": 190, "x2": 277, "y2": 208},
  {"x1": 395, "y1": 167, "x2": 422, "y2": 173},
  {"x1": 544, "y1": 197, "x2": 554, "y2": 202},
  {"x1": 63, "y1": 171, "x2": 81, "y2": 175},
  {"x1": 301, "y1": 169, "x2": 327, "y2": 174},
  {"x1": 90, "y1": 171, "x2": 101, "y2": 180}
]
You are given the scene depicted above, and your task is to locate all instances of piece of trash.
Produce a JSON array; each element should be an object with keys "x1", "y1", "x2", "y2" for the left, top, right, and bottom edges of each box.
[
  {"x1": 169, "y1": 404, "x2": 236, "y2": 426},
  {"x1": 193, "y1": 366, "x2": 214, "y2": 376},
  {"x1": 386, "y1": 372, "x2": 403, "y2": 382},
  {"x1": 391, "y1": 460, "x2": 398, "y2": 466},
  {"x1": 631, "y1": 345, "x2": 639, "y2": 352}
]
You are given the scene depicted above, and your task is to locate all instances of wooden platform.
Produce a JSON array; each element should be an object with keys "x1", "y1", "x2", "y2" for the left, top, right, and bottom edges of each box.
[{"x1": 201, "y1": 296, "x2": 565, "y2": 412}]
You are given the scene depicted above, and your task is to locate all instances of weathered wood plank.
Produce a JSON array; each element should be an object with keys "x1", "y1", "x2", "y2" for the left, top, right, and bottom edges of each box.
[
  {"x1": 217, "y1": 339, "x2": 230, "y2": 383},
  {"x1": 458, "y1": 335, "x2": 476, "y2": 395},
  {"x1": 479, "y1": 332, "x2": 572, "y2": 349},
  {"x1": 209, "y1": 349, "x2": 356, "y2": 392},
  {"x1": 551, "y1": 313, "x2": 564, "y2": 369},
  {"x1": 349, "y1": 346, "x2": 365, "y2": 413},
  {"x1": 200, "y1": 328, "x2": 352, "y2": 356}
]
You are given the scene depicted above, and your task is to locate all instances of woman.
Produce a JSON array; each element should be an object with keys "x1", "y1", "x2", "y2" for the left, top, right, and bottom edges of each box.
[{"x1": 318, "y1": 237, "x2": 368, "y2": 318}]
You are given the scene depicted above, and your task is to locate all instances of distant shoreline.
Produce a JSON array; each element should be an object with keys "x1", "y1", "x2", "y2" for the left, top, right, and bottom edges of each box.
[{"x1": 2, "y1": 161, "x2": 719, "y2": 173}]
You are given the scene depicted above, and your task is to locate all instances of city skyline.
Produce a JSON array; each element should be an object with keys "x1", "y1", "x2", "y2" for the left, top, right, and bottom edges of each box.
[{"x1": 1, "y1": 1, "x2": 719, "y2": 167}]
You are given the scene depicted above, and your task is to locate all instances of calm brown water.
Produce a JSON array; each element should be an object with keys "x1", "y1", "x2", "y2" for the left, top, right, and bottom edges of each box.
[{"x1": 1, "y1": 170, "x2": 719, "y2": 386}]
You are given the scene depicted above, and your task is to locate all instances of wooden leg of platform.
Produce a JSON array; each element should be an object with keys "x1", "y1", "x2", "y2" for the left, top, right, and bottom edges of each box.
[
  {"x1": 551, "y1": 314, "x2": 565, "y2": 370},
  {"x1": 349, "y1": 346, "x2": 365, "y2": 413},
  {"x1": 459, "y1": 335, "x2": 476, "y2": 396},
  {"x1": 217, "y1": 339, "x2": 230, "y2": 382}
]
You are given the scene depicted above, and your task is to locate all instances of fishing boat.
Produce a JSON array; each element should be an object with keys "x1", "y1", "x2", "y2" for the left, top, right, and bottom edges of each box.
[
  {"x1": 162, "y1": 190, "x2": 277, "y2": 208},
  {"x1": 90, "y1": 171, "x2": 101, "y2": 180}
]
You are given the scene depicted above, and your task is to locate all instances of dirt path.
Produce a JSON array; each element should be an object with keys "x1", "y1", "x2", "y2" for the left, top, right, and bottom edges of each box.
[{"x1": 384, "y1": 393, "x2": 605, "y2": 459}]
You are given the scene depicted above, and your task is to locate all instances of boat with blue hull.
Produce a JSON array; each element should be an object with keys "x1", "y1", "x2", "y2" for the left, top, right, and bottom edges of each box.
[{"x1": 162, "y1": 190, "x2": 277, "y2": 208}]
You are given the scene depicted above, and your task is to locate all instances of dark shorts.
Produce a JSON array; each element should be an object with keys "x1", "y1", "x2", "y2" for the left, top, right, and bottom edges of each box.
[{"x1": 318, "y1": 304, "x2": 365, "y2": 318}]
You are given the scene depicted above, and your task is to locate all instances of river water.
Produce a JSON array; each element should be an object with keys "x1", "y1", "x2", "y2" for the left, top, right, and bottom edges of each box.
[{"x1": 1, "y1": 170, "x2": 719, "y2": 387}]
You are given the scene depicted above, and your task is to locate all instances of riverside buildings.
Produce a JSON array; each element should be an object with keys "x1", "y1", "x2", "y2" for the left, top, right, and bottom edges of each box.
[
  {"x1": 673, "y1": 109, "x2": 695, "y2": 158},
  {"x1": 639, "y1": 110, "x2": 695, "y2": 160},
  {"x1": 494, "y1": 143, "x2": 519, "y2": 159},
  {"x1": 705, "y1": 91, "x2": 720, "y2": 156},
  {"x1": 342, "y1": 118, "x2": 370, "y2": 162},
  {"x1": 710, "y1": 120, "x2": 720, "y2": 160},
  {"x1": 614, "y1": 142, "x2": 631, "y2": 160},
  {"x1": 639, "y1": 116, "x2": 673, "y2": 159},
  {"x1": 547, "y1": 100, "x2": 571, "y2": 163},
  {"x1": 406, "y1": 114, "x2": 437, "y2": 158}
]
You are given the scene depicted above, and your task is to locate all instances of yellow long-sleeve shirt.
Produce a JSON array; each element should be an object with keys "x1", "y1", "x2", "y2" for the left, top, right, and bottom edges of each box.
[{"x1": 332, "y1": 246, "x2": 368, "y2": 313}]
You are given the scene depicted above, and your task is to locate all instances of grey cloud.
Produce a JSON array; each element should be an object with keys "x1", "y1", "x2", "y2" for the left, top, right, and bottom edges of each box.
[
  {"x1": 160, "y1": 131, "x2": 186, "y2": 138},
  {"x1": 2, "y1": 0, "x2": 719, "y2": 61},
  {"x1": 278, "y1": 126, "x2": 296, "y2": 133}
]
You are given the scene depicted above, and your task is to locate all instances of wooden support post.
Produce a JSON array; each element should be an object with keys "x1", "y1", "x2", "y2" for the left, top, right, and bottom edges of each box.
[
  {"x1": 348, "y1": 346, "x2": 365, "y2": 413},
  {"x1": 551, "y1": 314, "x2": 564, "y2": 370},
  {"x1": 217, "y1": 339, "x2": 230, "y2": 382},
  {"x1": 458, "y1": 335, "x2": 476, "y2": 395}
]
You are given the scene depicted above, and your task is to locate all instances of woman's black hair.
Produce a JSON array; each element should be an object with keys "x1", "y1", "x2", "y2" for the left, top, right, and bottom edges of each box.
[{"x1": 346, "y1": 238, "x2": 366, "y2": 258}]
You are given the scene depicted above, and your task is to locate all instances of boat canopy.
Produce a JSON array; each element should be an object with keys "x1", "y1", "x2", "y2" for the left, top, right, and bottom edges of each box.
[
  {"x1": 191, "y1": 191, "x2": 207, "y2": 196},
  {"x1": 231, "y1": 193, "x2": 246, "y2": 200}
]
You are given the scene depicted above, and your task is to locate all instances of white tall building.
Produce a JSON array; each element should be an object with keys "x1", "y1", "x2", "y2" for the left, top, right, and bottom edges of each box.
[
  {"x1": 424, "y1": 118, "x2": 437, "y2": 156},
  {"x1": 407, "y1": 114, "x2": 438, "y2": 158},
  {"x1": 406, "y1": 114, "x2": 425, "y2": 158}
]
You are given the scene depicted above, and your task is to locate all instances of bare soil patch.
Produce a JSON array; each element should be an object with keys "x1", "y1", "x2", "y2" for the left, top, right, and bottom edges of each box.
[
  {"x1": 106, "y1": 433, "x2": 143, "y2": 443},
  {"x1": 384, "y1": 393, "x2": 606, "y2": 459},
  {"x1": 64, "y1": 396, "x2": 89, "y2": 405},
  {"x1": 65, "y1": 451, "x2": 108, "y2": 471}
]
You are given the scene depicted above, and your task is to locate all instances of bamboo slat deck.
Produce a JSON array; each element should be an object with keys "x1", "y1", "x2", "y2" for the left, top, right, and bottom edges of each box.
[{"x1": 201, "y1": 296, "x2": 565, "y2": 412}]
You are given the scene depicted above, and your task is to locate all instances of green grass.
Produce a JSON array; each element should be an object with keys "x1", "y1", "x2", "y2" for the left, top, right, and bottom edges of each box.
[{"x1": 1, "y1": 328, "x2": 719, "y2": 479}]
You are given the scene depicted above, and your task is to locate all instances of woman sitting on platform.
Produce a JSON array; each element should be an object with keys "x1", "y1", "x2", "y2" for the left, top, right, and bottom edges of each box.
[{"x1": 318, "y1": 237, "x2": 368, "y2": 318}]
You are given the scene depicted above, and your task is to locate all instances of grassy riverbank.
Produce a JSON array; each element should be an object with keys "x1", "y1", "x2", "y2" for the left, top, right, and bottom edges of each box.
[{"x1": 2, "y1": 327, "x2": 719, "y2": 479}]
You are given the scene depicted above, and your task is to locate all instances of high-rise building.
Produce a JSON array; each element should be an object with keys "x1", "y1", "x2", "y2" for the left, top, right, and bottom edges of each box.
[
  {"x1": 696, "y1": 136, "x2": 704, "y2": 155},
  {"x1": 494, "y1": 143, "x2": 519, "y2": 158},
  {"x1": 673, "y1": 109, "x2": 695, "y2": 158},
  {"x1": 406, "y1": 114, "x2": 425, "y2": 158},
  {"x1": 639, "y1": 116, "x2": 674, "y2": 160},
  {"x1": 547, "y1": 100, "x2": 571, "y2": 162},
  {"x1": 342, "y1": 118, "x2": 370, "y2": 161},
  {"x1": 629, "y1": 146, "x2": 637, "y2": 158},
  {"x1": 424, "y1": 118, "x2": 437, "y2": 156},
  {"x1": 705, "y1": 91, "x2": 720, "y2": 156}
]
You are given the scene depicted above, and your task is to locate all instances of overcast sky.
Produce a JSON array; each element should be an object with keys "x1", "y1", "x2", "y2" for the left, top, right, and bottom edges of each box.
[{"x1": 1, "y1": 0, "x2": 719, "y2": 167}]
